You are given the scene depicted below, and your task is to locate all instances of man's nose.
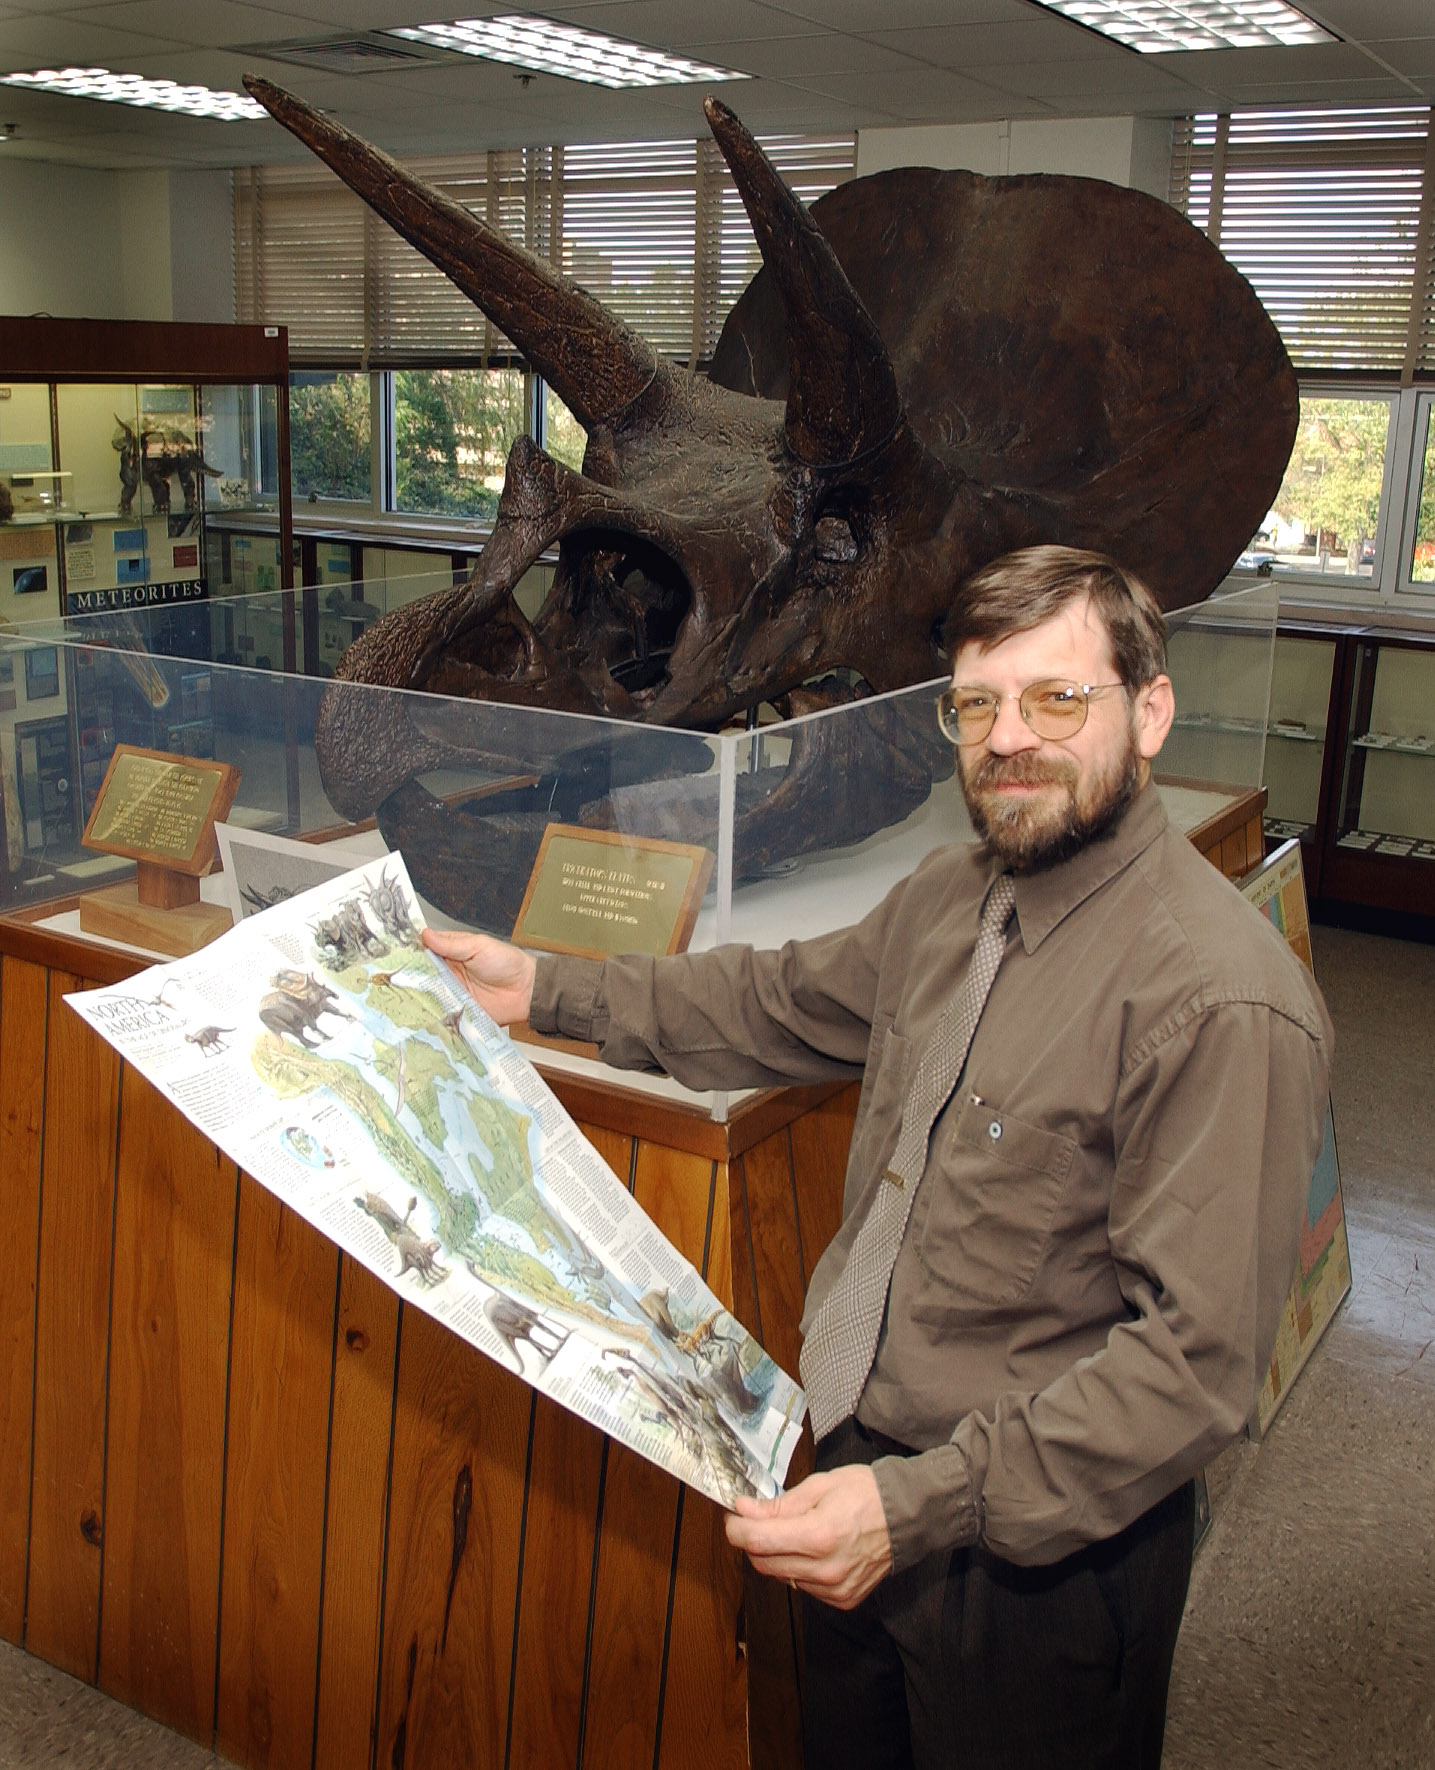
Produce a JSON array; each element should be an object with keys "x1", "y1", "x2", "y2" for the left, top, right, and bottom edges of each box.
[{"x1": 986, "y1": 694, "x2": 1042, "y2": 755}]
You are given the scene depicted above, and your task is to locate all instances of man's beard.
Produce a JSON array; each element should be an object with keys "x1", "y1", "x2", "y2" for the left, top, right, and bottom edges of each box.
[{"x1": 959, "y1": 730, "x2": 1142, "y2": 873}]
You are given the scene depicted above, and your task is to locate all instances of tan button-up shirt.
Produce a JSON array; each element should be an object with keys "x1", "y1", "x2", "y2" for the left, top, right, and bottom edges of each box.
[{"x1": 530, "y1": 784, "x2": 1332, "y2": 1569}]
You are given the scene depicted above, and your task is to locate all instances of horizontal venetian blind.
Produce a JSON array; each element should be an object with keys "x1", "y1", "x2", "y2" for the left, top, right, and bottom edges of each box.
[
  {"x1": 234, "y1": 130, "x2": 853, "y2": 369},
  {"x1": 1170, "y1": 107, "x2": 1435, "y2": 379}
]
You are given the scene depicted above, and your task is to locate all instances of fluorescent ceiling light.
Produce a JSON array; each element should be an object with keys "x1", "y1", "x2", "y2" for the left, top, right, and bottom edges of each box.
[
  {"x1": 0, "y1": 67, "x2": 265, "y2": 119},
  {"x1": 387, "y1": 17, "x2": 750, "y2": 88},
  {"x1": 1034, "y1": 1, "x2": 1335, "y2": 53}
]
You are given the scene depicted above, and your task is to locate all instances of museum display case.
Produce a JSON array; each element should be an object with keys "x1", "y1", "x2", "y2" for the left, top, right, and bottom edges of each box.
[
  {"x1": 1322, "y1": 628, "x2": 1435, "y2": 918},
  {"x1": 1, "y1": 573, "x2": 1277, "y2": 975},
  {"x1": 1262, "y1": 630, "x2": 1340, "y2": 854},
  {"x1": 0, "y1": 317, "x2": 293, "y2": 625}
]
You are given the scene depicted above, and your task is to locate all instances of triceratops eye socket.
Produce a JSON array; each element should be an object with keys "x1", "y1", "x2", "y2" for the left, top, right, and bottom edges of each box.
[{"x1": 813, "y1": 512, "x2": 859, "y2": 563}]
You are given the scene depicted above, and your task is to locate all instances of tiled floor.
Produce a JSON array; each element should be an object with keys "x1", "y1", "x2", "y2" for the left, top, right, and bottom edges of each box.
[
  {"x1": 1, "y1": 925, "x2": 1432, "y2": 1768},
  {"x1": 1163, "y1": 925, "x2": 1435, "y2": 1769}
]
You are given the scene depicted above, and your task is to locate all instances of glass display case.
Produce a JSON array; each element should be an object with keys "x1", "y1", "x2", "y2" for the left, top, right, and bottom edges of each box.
[
  {"x1": 1325, "y1": 631, "x2": 1435, "y2": 915},
  {"x1": 0, "y1": 578, "x2": 1278, "y2": 1104},
  {"x1": 1262, "y1": 632, "x2": 1338, "y2": 849},
  {"x1": 0, "y1": 318, "x2": 292, "y2": 625}
]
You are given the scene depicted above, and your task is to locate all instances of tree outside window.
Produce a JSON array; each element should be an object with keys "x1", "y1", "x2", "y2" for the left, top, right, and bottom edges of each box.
[
  {"x1": 394, "y1": 368, "x2": 526, "y2": 520},
  {"x1": 289, "y1": 371, "x2": 371, "y2": 503},
  {"x1": 1269, "y1": 396, "x2": 1392, "y2": 576}
]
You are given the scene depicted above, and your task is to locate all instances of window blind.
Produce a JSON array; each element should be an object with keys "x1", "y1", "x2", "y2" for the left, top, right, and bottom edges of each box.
[
  {"x1": 235, "y1": 131, "x2": 854, "y2": 369},
  {"x1": 1170, "y1": 106, "x2": 1435, "y2": 380}
]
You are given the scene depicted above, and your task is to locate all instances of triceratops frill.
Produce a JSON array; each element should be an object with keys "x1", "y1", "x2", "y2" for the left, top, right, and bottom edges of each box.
[{"x1": 245, "y1": 77, "x2": 1296, "y2": 931}]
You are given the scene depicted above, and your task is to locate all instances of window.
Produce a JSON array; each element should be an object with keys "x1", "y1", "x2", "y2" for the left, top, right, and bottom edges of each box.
[
  {"x1": 1410, "y1": 399, "x2": 1435, "y2": 583},
  {"x1": 543, "y1": 385, "x2": 587, "y2": 474},
  {"x1": 290, "y1": 371, "x2": 371, "y2": 503},
  {"x1": 1265, "y1": 393, "x2": 1394, "y2": 579},
  {"x1": 394, "y1": 368, "x2": 526, "y2": 520},
  {"x1": 1172, "y1": 106, "x2": 1435, "y2": 602}
]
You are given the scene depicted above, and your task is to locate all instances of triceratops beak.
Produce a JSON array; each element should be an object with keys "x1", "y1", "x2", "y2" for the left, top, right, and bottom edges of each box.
[
  {"x1": 242, "y1": 74, "x2": 670, "y2": 432},
  {"x1": 704, "y1": 95, "x2": 904, "y2": 468}
]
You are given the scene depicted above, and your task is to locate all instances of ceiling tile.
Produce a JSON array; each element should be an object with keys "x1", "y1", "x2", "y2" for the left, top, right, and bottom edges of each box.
[
  {"x1": 980, "y1": 58, "x2": 1200, "y2": 100},
  {"x1": 785, "y1": 64, "x2": 1018, "y2": 114},
  {"x1": 0, "y1": 13, "x2": 185, "y2": 67},
  {"x1": 1158, "y1": 41, "x2": 1390, "y2": 82},
  {"x1": 545, "y1": 0, "x2": 810, "y2": 45},
  {"x1": 688, "y1": 32, "x2": 921, "y2": 76},
  {"x1": 1305, "y1": 0, "x2": 1435, "y2": 40},
  {"x1": 771, "y1": 0, "x2": 1034, "y2": 32},
  {"x1": 1215, "y1": 76, "x2": 1416, "y2": 102},
  {"x1": 1363, "y1": 37, "x2": 1435, "y2": 77},
  {"x1": 853, "y1": 18, "x2": 1119, "y2": 68},
  {"x1": 61, "y1": 0, "x2": 305, "y2": 49}
]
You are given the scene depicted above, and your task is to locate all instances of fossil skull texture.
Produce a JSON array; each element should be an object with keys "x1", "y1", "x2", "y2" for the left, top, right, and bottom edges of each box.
[{"x1": 246, "y1": 78, "x2": 1297, "y2": 929}]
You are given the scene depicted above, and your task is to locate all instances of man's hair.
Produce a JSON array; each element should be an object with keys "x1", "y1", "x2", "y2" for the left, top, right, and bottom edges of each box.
[{"x1": 944, "y1": 545, "x2": 1168, "y2": 690}]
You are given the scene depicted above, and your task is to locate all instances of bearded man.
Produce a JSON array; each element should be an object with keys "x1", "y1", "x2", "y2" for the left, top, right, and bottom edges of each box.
[{"x1": 425, "y1": 545, "x2": 1331, "y2": 1770}]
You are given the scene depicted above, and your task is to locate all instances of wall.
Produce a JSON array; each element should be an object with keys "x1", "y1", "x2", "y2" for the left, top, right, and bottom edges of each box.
[
  {"x1": 0, "y1": 159, "x2": 233, "y2": 323},
  {"x1": 855, "y1": 115, "x2": 1173, "y2": 196}
]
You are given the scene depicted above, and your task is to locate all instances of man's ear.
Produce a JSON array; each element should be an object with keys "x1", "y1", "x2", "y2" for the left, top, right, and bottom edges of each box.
[{"x1": 1135, "y1": 674, "x2": 1175, "y2": 760}]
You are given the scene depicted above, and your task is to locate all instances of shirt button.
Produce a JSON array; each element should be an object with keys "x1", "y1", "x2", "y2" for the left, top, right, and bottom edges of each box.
[{"x1": 988, "y1": 1120, "x2": 1003, "y2": 1141}]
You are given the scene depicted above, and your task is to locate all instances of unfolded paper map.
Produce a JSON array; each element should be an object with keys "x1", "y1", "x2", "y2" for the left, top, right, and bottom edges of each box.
[{"x1": 67, "y1": 853, "x2": 806, "y2": 1506}]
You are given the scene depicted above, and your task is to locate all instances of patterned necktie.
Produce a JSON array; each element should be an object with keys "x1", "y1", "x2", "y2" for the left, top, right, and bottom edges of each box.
[{"x1": 800, "y1": 873, "x2": 1017, "y2": 1442}]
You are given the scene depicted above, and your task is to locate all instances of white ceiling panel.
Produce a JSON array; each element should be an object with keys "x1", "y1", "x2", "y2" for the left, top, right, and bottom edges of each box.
[
  {"x1": 693, "y1": 33, "x2": 921, "y2": 77},
  {"x1": 788, "y1": 64, "x2": 1024, "y2": 114},
  {"x1": 855, "y1": 19, "x2": 1119, "y2": 67},
  {"x1": 1305, "y1": 0, "x2": 1435, "y2": 38},
  {"x1": 0, "y1": 0, "x2": 1430, "y2": 168},
  {"x1": 546, "y1": 0, "x2": 810, "y2": 45},
  {"x1": 0, "y1": 12, "x2": 184, "y2": 66},
  {"x1": 774, "y1": 0, "x2": 1035, "y2": 33},
  {"x1": 61, "y1": 0, "x2": 308, "y2": 49},
  {"x1": 982, "y1": 57, "x2": 1202, "y2": 100},
  {"x1": 1363, "y1": 39, "x2": 1435, "y2": 77},
  {"x1": 1160, "y1": 40, "x2": 1404, "y2": 82}
]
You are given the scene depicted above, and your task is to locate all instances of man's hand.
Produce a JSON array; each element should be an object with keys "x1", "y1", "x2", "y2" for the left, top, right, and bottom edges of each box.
[
  {"x1": 725, "y1": 1465, "x2": 892, "y2": 1611},
  {"x1": 422, "y1": 928, "x2": 537, "y2": 1027}
]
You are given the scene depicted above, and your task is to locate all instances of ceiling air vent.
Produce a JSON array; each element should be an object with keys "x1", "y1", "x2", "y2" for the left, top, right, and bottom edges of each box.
[{"x1": 246, "y1": 33, "x2": 465, "y2": 76}]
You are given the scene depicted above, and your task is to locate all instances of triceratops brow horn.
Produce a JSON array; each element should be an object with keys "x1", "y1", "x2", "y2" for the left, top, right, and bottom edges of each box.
[
  {"x1": 242, "y1": 75, "x2": 667, "y2": 431},
  {"x1": 703, "y1": 94, "x2": 903, "y2": 468}
]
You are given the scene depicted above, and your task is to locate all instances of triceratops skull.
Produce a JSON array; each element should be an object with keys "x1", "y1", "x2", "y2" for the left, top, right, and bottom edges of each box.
[{"x1": 246, "y1": 78, "x2": 1297, "y2": 928}]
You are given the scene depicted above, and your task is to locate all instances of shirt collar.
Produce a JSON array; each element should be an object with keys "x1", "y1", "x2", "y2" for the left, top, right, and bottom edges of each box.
[{"x1": 995, "y1": 781, "x2": 1170, "y2": 953}]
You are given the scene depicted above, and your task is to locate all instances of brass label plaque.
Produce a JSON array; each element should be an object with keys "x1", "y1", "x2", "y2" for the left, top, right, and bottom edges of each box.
[
  {"x1": 83, "y1": 745, "x2": 238, "y2": 873},
  {"x1": 513, "y1": 824, "x2": 714, "y2": 960}
]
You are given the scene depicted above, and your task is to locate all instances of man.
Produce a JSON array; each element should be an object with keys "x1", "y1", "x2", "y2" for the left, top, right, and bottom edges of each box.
[{"x1": 425, "y1": 545, "x2": 1331, "y2": 1769}]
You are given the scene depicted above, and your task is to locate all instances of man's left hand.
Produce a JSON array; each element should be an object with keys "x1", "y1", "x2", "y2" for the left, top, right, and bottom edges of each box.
[{"x1": 725, "y1": 1465, "x2": 892, "y2": 1610}]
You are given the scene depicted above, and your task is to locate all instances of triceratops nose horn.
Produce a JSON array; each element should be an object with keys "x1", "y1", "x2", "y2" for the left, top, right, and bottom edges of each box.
[
  {"x1": 243, "y1": 76, "x2": 666, "y2": 430},
  {"x1": 704, "y1": 95, "x2": 902, "y2": 466}
]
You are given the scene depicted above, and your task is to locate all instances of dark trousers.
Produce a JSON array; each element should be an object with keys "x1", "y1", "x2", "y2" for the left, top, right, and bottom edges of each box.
[{"x1": 801, "y1": 1422, "x2": 1194, "y2": 1770}]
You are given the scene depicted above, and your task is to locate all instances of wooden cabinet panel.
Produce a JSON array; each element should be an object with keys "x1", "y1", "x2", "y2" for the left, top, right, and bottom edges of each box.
[
  {"x1": 216, "y1": 1180, "x2": 338, "y2": 1769},
  {"x1": 313, "y1": 1256, "x2": 400, "y2": 1770},
  {"x1": 374, "y1": 1307, "x2": 530, "y2": 1770},
  {"x1": 0, "y1": 955, "x2": 48, "y2": 1644},
  {"x1": 506, "y1": 1396, "x2": 606, "y2": 1770},
  {"x1": 99, "y1": 1074, "x2": 237, "y2": 1740},
  {"x1": 25, "y1": 971, "x2": 120, "y2": 1682}
]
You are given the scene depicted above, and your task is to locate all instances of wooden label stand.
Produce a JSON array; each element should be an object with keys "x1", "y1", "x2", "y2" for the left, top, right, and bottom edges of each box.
[{"x1": 78, "y1": 744, "x2": 240, "y2": 957}]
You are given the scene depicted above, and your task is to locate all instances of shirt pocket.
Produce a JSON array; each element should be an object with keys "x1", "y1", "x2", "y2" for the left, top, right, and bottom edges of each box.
[{"x1": 915, "y1": 1096, "x2": 1076, "y2": 1313}]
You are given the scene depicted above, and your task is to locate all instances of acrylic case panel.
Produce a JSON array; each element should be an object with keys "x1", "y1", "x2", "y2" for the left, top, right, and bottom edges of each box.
[
  {"x1": 1334, "y1": 638, "x2": 1435, "y2": 862},
  {"x1": 1155, "y1": 574, "x2": 1277, "y2": 831},
  {"x1": 1263, "y1": 633, "x2": 1338, "y2": 844}
]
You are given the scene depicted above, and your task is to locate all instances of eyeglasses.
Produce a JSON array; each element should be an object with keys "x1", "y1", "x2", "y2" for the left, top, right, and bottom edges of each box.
[{"x1": 936, "y1": 678, "x2": 1127, "y2": 746}]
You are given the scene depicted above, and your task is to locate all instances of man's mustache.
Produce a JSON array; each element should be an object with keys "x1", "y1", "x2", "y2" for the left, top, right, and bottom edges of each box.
[{"x1": 966, "y1": 752, "x2": 1079, "y2": 793}]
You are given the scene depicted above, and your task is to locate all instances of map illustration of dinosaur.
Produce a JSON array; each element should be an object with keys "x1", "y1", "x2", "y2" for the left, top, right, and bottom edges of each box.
[{"x1": 69, "y1": 854, "x2": 805, "y2": 1506}]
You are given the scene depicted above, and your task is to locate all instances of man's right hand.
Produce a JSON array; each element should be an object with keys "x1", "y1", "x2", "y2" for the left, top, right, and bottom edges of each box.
[{"x1": 422, "y1": 928, "x2": 536, "y2": 1027}]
